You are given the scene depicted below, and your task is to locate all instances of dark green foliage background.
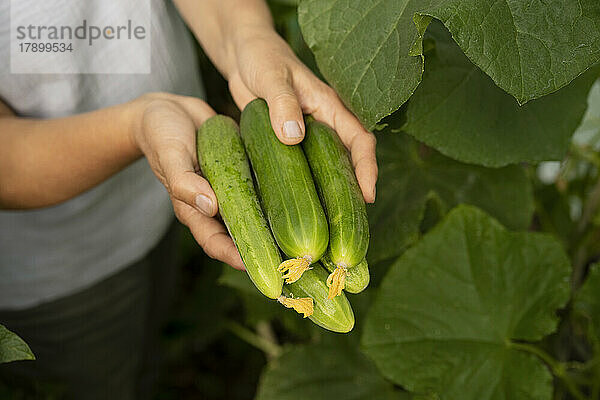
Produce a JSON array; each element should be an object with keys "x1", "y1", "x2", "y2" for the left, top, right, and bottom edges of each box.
[{"x1": 2, "y1": 1, "x2": 600, "y2": 399}]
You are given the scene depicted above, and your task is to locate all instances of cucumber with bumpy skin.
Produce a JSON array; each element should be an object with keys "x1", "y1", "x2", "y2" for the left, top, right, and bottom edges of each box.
[
  {"x1": 321, "y1": 253, "x2": 370, "y2": 294},
  {"x1": 240, "y1": 99, "x2": 329, "y2": 284},
  {"x1": 278, "y1": 263, "x2": 355, "y2": 333},
  {"x1": 302, "y1": 117, "x2": 369, "y2": 298},
  {"x1": 197, "y1": 115, "x2": 283, "y2": 299}
]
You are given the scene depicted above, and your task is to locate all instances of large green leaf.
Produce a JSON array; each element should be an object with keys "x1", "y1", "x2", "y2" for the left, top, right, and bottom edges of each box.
[
  {"x1": 255, "y1": 343, "x2": 409, "y2": 400},
  {"x1": 368, "y1": 132, "x2": 533, "y2": 264},
  {"x1": 298, "y1": 0, "x2": 429, "y2": 129},
  {"x1": 403, "y1": 23, "x2": 598, "y2": 167},
  {"x1": 0, "y1": 324, "x2": 34, "y2": 364},
  {"x1": 420, "y1": 0, "x2": 600, "y2": 105},
  {"x1": 362, "y1": 205, "x2": 571, "y2": 400},
  {"x1": 573, "y1": 263, "x2": 600, "y2": 340},
  {"x1": 299, "y1": 0, "x2": 600, "y2": 129}
]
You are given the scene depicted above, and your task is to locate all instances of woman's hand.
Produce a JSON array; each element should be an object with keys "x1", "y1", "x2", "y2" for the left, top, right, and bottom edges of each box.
[
  {"x1": 131, "y1": 93, "x2": 244, "y2": 270},
  {"x1": 143, "y1": 0, "x2": 378, "y2": 271},
  {"x1": 227, "y1": 28, "x2": 378, "y2": 203},
  {"x1": 174, "y1": 0, "x2": 378, "y2": 203}
]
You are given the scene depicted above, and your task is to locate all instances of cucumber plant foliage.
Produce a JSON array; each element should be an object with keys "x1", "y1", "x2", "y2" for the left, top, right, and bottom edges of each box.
[
  {"x1": 573, "y1": 264, "x2": 600, "y2": 344},
  {"x1": 2, "y1": 2, "x2": 600, "y2": 399},
  {"x1": 255, "y1": 343, "x2": 410, "y2": 400},
  {"x1": 240, "y1": 1, "x2": 600, "y2": 395},
  {"x1": 299, "y1": 0, "x2": 600, "y2": 125},
  {"x1": 0, "y1": 324, "x2": 34, "y2": 364},
  {"x1": 403, "y1": 22, "x2": 599, "y2": 167},
  {"x1": 363, "y1": 205, "x2": 570, "y2": 400},
  {"x1": 368, "y1": 132, "x2": 534, "y2": 264}
]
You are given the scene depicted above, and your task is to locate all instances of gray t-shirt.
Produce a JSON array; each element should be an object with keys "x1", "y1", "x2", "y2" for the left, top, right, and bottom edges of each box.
[{"x1": 0, "y1": 0, "x2": 205, "y2": 309}]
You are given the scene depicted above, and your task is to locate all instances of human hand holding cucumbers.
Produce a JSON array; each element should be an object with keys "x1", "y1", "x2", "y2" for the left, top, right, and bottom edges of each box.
[
  {"x1": 0, "y1": 0, "x2": 373, "y2": 332},
  {"x1": 167, "y1": 0, "x2": 378, "y2": 273},
  {"x1": 223, "y1": 27, "x2": 378, "y2": 203},
  {"x1": 0, "y1": 1, "x2": 377, "y2": 277},
  {"x1": 0, "y1": 0, "x2": 377, "y2": 331}
]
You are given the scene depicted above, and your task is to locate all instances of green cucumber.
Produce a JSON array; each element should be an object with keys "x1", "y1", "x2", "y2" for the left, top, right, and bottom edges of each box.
[
  {"x1": 240, "y1": 99, "x2": 329, "y2": 283},
  {"x1": 197, "y1": 115, "x2": 283, "y2": 299},
  {"x1": 280, "y1": 263, "x2": 355, "y2": 333},
  {"x1": 302, "y1": 118, "x2": 369, "y2": 298},
  {"x1": 321, "y1": 253, "x2": 370, "y2": 294}
]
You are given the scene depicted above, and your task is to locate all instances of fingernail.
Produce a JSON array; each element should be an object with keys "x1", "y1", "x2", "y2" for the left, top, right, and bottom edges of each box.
[
  {"x1": 195, "y1": 194, "x2": 213, "y2": 215},
  {"x1": 372, "y1": 186, "x2": 376, "y2": 202},
  {"x1": 283, "y1": 120, "x2": 302, "y2": 139}
]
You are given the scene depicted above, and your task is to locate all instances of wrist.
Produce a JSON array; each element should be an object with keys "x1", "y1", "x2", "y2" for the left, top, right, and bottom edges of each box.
[{"x1": 120, "y1": 95, "x2": 152, "y2": 160}]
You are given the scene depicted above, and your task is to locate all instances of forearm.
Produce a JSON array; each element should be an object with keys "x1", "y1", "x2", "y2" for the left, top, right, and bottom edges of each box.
[
  {"x1": 173, "y1": 0, "x2": 274, "y2": 78},
  {"x1": 0, "y1": 100, "x2": 142, "y2": 209}
]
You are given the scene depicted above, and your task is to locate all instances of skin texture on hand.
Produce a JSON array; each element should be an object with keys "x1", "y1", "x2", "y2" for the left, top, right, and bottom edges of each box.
[{"x1": 132, "y1": 93, "x2": 245, "y2": 270}]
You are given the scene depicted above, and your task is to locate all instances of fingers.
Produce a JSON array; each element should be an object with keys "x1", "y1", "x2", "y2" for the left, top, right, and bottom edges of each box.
[
  {"x1": 254, "y1": 70, "x2": 306, "y2": 145},
  {"x1": 229, "y1": 72, "x2": 306, "y2": 145},
  {"x1": 348, "y1": 130, "x2": 378, "y2": 203},
  {"x1": 141, "y1": 94, "x2": 221, "y2": 216},
  {"x1": 174, "y1": 200, "x2": 245, "y2": 270},
  {"x1": 266, "y1": 89, "x2": 305, "y2": 145},
  {"x1": 228, "y1": 73, "x2": 257, "y2": 111},
  {"x1": 160, "y1": 149, "x2": 218, "y2": 217},
  {"x1": 144, "y1": 95, "x2": 243, "y2": 270}
]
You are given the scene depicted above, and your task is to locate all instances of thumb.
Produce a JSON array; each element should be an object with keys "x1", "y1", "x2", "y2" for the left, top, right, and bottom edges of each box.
[
  {"x1": 142, "y1": 94, "x2": 218, "y2": 216},
  {"x1": 160, "y1": 150, "x2": 218, "y2": 217},
  {"x1": 262, "y1": 74, "x2": 305, "y2": 145}
]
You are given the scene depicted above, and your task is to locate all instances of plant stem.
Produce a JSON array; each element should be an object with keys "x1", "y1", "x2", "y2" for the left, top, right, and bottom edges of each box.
[
  {"x1": 508, "y1": 342, "x2": 588, "y2": 400},
  {"x1": 577, "y1": 178, "x2": 600, "y2": 235},
  {"x1": 571, "y1": 175, "x2": 600, "y2": 289},
  {"x1": 256, "y1": 320, "x2": 278, "y2": 347},
  {"x1": 571, "y1": 230, "x2": 595, "y2": 291},
  {"x1": 227, "y1": 320, "x2": 282, "y2": 358}
]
